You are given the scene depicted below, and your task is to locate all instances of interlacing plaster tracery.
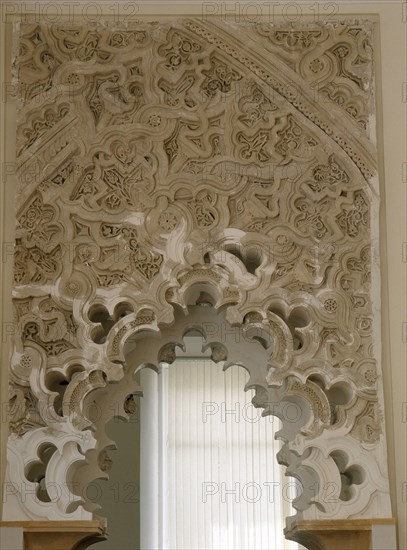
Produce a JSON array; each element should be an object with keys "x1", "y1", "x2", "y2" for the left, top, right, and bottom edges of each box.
[{"x1": 5, "y1": 17, "x2": 392, "y2": 532}]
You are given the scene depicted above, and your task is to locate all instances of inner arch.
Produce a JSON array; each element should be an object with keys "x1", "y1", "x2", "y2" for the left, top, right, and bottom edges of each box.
[{"x1": 88, "y1": 325, "x2": 303, "y2": 550}]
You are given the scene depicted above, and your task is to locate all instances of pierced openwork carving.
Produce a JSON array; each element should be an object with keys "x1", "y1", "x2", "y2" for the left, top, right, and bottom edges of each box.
[{"x1": 5, "y1": 17, "x2": 391, "y2": 535}]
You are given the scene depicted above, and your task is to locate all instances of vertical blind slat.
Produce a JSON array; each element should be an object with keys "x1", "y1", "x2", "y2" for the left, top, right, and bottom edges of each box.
[{"x1": 143, "y1": 357, "x2": 297, "y2": 550}]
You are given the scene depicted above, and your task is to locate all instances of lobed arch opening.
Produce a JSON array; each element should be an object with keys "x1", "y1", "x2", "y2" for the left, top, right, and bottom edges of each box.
[
  {"x1": 52, "y1": 282, "x2": 358, "y2": 530},
  {"x1": 71, "y1": 293, "x2": 315, "y2": 535}
]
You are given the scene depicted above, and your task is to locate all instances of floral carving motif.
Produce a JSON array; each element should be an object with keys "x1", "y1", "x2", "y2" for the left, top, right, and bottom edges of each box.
[
  {"x1": 350, "y1": 402, "x2": 381, "y2": 443},
  {"x1": 308, "y1": 155, "x2": 350, "y2": 192},
  {"x1": 237, "y1": 129, "x2": 273, "y2": 162},
  {"x1": 202, "y1": 55, "x2": 242, "y2": 96},
  {"x1": 14, "y1": 244, "x2": 62, "y2": 285},
  {"x1": 8, "y1": 384, "x2": 45, "y2": 436},
  {"x1": 238, "y1": 83, "x2": 277, "y2": 127},
  {"x1": 187, "y1": 191, "x2": 218, "y2": 228},
  {"x1": 256, "y1": 27, "x2": 325, "y2": 50},
  {"x1": 294, "y1": 197, "x2": 330, "y2": 239},
  {"x1": 337, "y1": 190, "x2": 369, "y2": 237},
  {"x1": 159, "y1": 30, "x2": 202, "y2": 71},
  {"x1": 159, "y1": 74, "x2": 196, "y2": 107},
  {"x1": 19, "y1": 104, "x2": 70, "y2": 153},
  {"x1": 275, "y1": 115, "x2": 318, "y2": 159},
  {"x1": 158, "y1": 209, "x2": 179, "y2": 231},
  {"x1": 17, "y1": 195, "x2": 59, "y2": 245}
]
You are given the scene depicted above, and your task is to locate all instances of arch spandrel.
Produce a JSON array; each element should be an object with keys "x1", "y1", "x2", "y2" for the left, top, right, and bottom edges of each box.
[{"x1": 6, "y1": 16, "x2": 391, "y2": 534}]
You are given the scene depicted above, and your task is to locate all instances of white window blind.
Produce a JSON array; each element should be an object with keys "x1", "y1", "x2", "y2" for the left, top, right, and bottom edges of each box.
[{"x1": 140, "y1": 348, "x2": 298, "y2": 550}]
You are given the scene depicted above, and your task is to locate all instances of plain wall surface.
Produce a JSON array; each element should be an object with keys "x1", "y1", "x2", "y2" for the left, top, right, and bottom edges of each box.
[{"x1": 0, "y1": 527, "x2": 23, "y2": 550}]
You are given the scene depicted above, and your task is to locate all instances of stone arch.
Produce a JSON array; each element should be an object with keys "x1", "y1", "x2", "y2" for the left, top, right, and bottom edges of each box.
[{"x1": 6, "y1": 15, "x2": 392, "y2": 546}]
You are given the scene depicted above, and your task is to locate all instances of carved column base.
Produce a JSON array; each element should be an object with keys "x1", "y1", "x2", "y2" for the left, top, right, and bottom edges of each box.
[
  {"x1": 284, "y1": 518, "x2": 396, "y2": 550},
  {"x1": 0, "y1": 520, "x2": 107, "y2": 550}
]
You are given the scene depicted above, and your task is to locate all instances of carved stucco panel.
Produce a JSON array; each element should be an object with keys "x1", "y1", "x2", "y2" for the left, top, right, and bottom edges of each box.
[{"x1": 4, "y1": 18, "x2": 391, "y2": 528}]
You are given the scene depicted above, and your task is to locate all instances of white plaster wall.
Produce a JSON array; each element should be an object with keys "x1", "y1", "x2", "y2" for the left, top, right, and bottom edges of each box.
[{"x1": 0, "y1": 2, "x2": 405, "y2": 548}]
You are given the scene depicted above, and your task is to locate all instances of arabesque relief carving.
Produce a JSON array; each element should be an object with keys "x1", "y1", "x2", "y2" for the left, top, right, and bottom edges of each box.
[{"x1": 5, "y1": 17, "x2": 392, "y2": 533}]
